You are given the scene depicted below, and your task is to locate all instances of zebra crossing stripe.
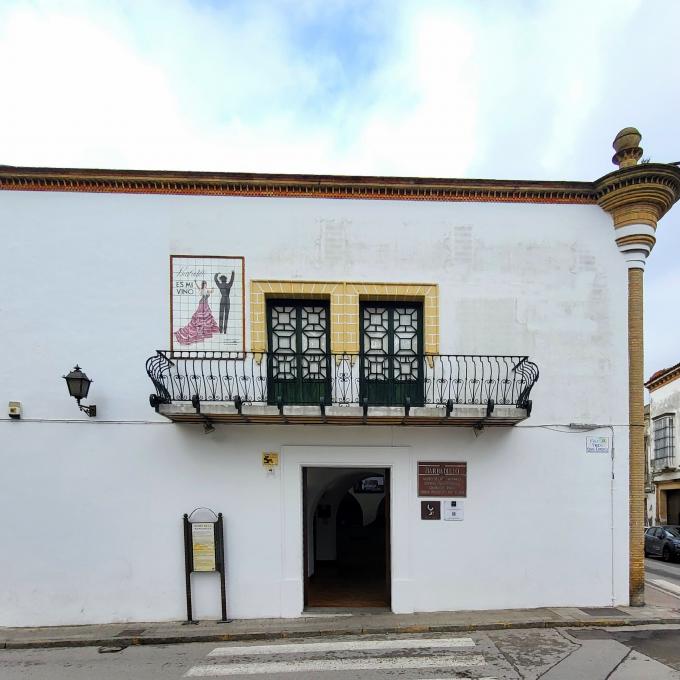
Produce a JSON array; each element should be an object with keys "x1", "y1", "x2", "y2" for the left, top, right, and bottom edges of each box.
[
  {"x1": 208, "y1": 637, "x2": 475, "y2": 657},
  {"x1": 185, "y1": 654, "x2": 486, "y2": 676},
  {"x1": 649, "y1": 578, "x2": 680, "y2": 596}
]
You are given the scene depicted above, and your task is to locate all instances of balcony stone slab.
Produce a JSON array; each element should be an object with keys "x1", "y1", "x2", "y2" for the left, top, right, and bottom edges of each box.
[{"x1": 157, "y1": 401, "x2": 530, "y2": 427}]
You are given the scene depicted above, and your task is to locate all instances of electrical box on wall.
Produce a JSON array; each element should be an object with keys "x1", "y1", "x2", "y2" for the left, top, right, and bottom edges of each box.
[{"x1": 8, "y1": 401, "x2": 22, "y2": 419}]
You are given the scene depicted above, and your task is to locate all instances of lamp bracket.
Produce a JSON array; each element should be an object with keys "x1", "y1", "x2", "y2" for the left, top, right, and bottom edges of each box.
[{"x1": 78, "y1": 401, "x2": 97, "y2": 417}]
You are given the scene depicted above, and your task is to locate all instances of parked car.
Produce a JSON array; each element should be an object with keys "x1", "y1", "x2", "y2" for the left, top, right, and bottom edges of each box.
[{"x1": 644, "y1": 525, "x2": 680, "y2": 562}]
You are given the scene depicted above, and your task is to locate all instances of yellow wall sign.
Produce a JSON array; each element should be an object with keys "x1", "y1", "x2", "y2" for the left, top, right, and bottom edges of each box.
[
  {"x1": 262, "y1": 452, "x2": 279, "y2": 469},
  {"x1": 191, "y1": 522, "x2": 216, "y2": 572}
]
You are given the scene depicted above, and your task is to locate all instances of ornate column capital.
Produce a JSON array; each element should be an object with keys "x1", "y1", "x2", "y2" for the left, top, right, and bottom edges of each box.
[{"x1": 595, "y1": 128, "x2": 680, "y2": 269}]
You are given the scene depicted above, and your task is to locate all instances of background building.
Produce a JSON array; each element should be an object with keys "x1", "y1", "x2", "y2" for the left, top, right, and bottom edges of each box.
[
  {"x1": 646, "y1": 363, "x2": 680, "y2": 525},
  {"x1": 1, "y1": 129, "x2": 679, "y2": 626},
  {"x1": 645, "y1": 403, "x2": 655, "y2": 526}
]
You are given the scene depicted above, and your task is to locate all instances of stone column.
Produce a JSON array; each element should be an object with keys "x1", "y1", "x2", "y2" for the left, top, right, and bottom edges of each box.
[
  {"x1": 596, "y1": 128, "x2": 680, "y2": 605},
  {"x1": 627, "y1": 266, "x2": 645, "y2": 604}
]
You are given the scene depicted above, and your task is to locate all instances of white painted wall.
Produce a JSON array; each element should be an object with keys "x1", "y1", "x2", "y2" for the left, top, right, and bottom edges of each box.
[{"x1": 0, "y1": 189, "x2": 630, "y2": 625}]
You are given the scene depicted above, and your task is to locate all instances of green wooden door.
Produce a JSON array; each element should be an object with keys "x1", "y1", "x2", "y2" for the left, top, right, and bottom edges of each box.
[
  {"x1": 267, "y1": 300, "x2": 331, "y2": 405},
  {"x1": 360, "y1": 302, "x2": 424, "y2": 407}
]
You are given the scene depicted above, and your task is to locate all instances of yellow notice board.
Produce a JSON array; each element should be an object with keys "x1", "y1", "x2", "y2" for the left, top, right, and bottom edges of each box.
[{"x1": 191, "y1": 522, "x2": 216, "y2": 572}]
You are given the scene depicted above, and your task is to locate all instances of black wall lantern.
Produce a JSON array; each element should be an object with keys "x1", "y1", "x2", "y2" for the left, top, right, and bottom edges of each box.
[{"x1": 63, "y1": 365, "x2": 97, "y2": 417}]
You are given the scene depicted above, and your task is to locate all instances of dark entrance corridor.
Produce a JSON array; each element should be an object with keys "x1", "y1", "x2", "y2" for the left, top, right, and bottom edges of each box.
[
  {"x1": 667, "y1": 490, "x2": 680, "y2": 526},
  {"x1": 303, "y1": 467, "x2": 390, "y2": 608}
]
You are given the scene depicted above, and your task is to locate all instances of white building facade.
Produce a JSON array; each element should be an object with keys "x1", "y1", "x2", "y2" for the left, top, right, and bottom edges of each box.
[
  {"x1": 1, "y1": 129, "x2": 679, "y2": 626},
  {"x1": 646, "y1": 364, "x2": 680, "y2": 526}
]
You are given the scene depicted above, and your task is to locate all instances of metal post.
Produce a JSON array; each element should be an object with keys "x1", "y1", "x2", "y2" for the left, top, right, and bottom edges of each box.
[
  {"x1": 216, "y1": 513, "x2": 230, "y2": 622},
  {"x1": 182, "y1": 514, "x2": 196, "y2": 624}
]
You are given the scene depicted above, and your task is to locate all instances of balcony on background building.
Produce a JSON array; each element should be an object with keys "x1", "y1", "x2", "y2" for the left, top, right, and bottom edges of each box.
[
  {"x1": 146, "y1": 351, "x2": 539, "y2": 427},
  {"x1": 652, "y1": 455, "x2": 677, "y2": 473}
]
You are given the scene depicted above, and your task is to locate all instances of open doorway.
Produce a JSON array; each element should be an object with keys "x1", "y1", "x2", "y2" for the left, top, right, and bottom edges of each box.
[
  {"x1": 667, "y1": 490, "x2": 680, "y2": 525},
  {"x1": 303, "y1": 467, "x2": 390, "y2": 608}
]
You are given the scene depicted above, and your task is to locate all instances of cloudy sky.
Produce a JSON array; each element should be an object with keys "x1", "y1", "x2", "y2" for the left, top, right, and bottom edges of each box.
[{"x1": 1, "y1": 0, "x2": 678, "y2": 378}]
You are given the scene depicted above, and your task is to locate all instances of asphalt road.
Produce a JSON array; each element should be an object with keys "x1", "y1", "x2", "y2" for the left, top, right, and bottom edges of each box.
[
  {"x1": 646, "y1": 556, "x2": 680, "y2": 585},
  {"x1": 646, "y1": 556, "x2": 680, "y2": 606},
  {"x1": 3, "y1": 626, "x2": 680, "y2": 679}
]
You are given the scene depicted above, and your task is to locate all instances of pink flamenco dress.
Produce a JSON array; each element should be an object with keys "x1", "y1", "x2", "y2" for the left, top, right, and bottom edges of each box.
[{"x1": 175, "y1": 293, "x2": 220, "y2": 345}]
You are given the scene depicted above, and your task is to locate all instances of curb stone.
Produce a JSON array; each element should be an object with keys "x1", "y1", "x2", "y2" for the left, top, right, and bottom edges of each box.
[{"x1": 3, "y1": 616, "x2": 680, "y2": 650}]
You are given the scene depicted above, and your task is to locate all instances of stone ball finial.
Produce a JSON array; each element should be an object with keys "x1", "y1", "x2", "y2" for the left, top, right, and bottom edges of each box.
[{"x1": 612, "y1": 127, "x2": 643, "y2": 168}]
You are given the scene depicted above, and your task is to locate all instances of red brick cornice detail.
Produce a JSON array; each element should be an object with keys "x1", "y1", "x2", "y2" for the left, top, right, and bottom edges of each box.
[{"x1": 0, "y1": 165, "x2": 597, "y2": 204}]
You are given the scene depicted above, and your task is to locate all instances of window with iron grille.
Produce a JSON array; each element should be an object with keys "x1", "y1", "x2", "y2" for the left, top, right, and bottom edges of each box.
[
  {"x1": 360, "y1": 301, "x2": 424, "y2": 406},
  {"x1": 653, "y1": 415, "x2": 675, "y2": 471},
  {"x1": 266, "y1": 299, "x2": 331, "y2": 405}
]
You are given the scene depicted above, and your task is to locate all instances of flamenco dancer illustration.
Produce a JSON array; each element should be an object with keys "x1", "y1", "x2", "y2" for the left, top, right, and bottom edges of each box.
[
  {"x1": 214, "y1": 270, "x2": 235, "y2": 334},
  {"x1": 174, "y1": 280, "x2": 220, "y2": 345}
]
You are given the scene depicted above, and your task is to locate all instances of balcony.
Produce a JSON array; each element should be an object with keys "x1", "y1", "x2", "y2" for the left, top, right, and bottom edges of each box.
[
  {"x1": 146, "y1": 351, "x2": 539, "y2": 427},
  {"x1": 652, "y1": 455, "x2": 676, "y2": 473}
]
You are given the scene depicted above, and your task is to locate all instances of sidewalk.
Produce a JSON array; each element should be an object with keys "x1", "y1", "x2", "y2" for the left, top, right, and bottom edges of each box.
[{"x1": 3, "y1": 604, "x2": 680, "y2": 650}]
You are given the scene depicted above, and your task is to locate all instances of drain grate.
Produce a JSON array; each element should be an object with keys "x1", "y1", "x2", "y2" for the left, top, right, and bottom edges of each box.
[
  {"x1": 116, "y1": 628, "x2": 147, "y2": 637},
  {"x1": 579, "y1": 607, "x2": 628, "y2": 617}
]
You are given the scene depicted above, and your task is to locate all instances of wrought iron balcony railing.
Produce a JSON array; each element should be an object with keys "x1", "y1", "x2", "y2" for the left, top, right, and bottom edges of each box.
[{"x1": 146, "y1": 351, "x2": 538, "y2": 412}]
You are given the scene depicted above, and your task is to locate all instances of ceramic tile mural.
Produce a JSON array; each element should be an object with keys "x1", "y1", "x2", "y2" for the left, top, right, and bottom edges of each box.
[{"x1": 171, "y1": 255, "x2": 245, "y2": 353}]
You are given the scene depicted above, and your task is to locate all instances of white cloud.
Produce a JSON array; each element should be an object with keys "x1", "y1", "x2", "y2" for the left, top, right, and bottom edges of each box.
[
  {"x1": 343, "y1": 4, "x2": 479, "y2": 177},
  {"x1": 0, "y1": 0, "x2": 483, "y2": 174},
  {"x1": 0, "y1": 0, "x2": 339, "y2": 170},
  {"x1": 0, "y1": 5, "x2": 184, "y2": 168},
  {"x1": 0, "y1": 0, "x2": 676, "y2": 178},
  {"x1": 534, "y1": 0, "x2": 642, "y2": 173}
]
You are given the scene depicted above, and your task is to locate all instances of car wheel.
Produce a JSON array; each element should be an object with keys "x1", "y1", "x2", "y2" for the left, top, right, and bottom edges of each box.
[
  {"x1": 644, "y1": 547, "x2": 649, "y2": 557},
  {"x1": 662, "y1": 546, "x2": 671, "y2": 562}
]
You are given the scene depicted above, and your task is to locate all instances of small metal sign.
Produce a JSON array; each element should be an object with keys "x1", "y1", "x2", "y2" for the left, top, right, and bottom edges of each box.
[
  {"x1": 418, "y1": 462, "x2": 467, "y2": 497},
  {"x1": 421, "y1": 500, "x2": 441, "y2": 520},
  {"x1": 586, "y1": 436, "x2": 610, "y2": 454},
  {"x1": 262, "y1": 452, "x2": 279, "y2": 470},
  {"x1": 443, "y1": 500, "x2": 464, "y2": 521}
]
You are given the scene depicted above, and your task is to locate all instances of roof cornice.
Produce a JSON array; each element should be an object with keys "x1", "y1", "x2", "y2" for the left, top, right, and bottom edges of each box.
[
  {"x1": 0, "y1": 165, "x2": 597, "y2": 204},
  {"x1": 646, "y1": 362, "x2": 680, "y2": 392}
]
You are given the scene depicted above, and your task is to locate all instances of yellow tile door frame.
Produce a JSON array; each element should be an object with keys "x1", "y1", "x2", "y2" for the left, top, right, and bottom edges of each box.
[{"x1": 250, "y1": 280, "x2": 439, "y2": 355}]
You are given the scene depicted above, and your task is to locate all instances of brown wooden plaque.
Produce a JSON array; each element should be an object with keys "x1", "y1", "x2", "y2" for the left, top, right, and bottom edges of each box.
[
  {"x1": 418, "y1": 461, "x2": 467, "y2": 497},
  {"x1": 420, "y1": 500, "x2": 441, "y2": 520}
]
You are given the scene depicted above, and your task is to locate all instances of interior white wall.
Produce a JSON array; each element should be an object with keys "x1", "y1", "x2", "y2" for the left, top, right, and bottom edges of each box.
[
  {"x1": 349, "y1": 485, "x2": 385, "y2": 525},
  {"x1": 0, "y1": 189, "x2": 631, "y2": 625}
]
